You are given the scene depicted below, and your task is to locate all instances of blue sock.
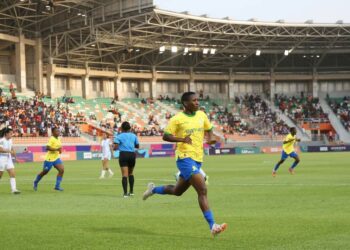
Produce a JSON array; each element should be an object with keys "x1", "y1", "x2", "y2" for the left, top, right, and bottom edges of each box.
[
  {"x1": 291, "y1": 161, "x2": 299, "y2": 169},
  {"x1": 55, "y1": 176, "x2": 63, "y2": 188},
  {"x1": 273, "y1": 163, "x2": 281, "y2": 172},
  {"x1": 203, "y1": 210, "x2": 215, "y2": 229},
  {"x1": 34, "y1": 175, "x2": 43, "y2": 184},
  {"x1": 152, "y1": 186, "x2": 166, "y2": 195}
]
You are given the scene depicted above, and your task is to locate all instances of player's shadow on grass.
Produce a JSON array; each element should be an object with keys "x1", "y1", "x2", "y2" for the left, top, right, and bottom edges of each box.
[
  {"x1": 90, "y1": 227, "x2": 155, "y2": 236},
  {"x1": 89, "y1": 227, "x2": 213, "y2": 240}
]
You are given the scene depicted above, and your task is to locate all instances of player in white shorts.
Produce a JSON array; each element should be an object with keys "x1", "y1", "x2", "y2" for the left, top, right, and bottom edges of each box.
[
  {"x1": 99, "y1": 133, "x2": 114, "y2": 179},
  {"x1": 0, "y1": 127, "x2": 20, "y2": 194}
]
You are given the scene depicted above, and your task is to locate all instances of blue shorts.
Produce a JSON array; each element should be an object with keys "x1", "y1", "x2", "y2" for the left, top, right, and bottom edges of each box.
[
  {"x1": 281, "y1": 151, "x2": 298, "y2": 160},
  {"x1": 43, "y1": 158, "x2": 63, "y2": 171},
  {"x1": 176, "y1": 158, "x2": 202, "y2": 181}
]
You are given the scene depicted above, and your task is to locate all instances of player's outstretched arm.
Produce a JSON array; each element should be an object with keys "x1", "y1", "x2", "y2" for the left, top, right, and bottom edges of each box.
[
  {"x1": 10, "y1": 148, "x2": 16, "y2": 156},
  {"x1": 0, "y1": 146, "x2": 11, "y2": 154},
  {"x1": 283, "y1": 139, "x2": 295, "y2": 144},
  {"x1": 163, "y1": 134, "x2": 192, "y2": 144},
  {"x1": 46, "y1": 146, "x2": 60, "y2": 152},
  {"x1": 206, "y1": 130, "x2": 217, "y2": 145}
]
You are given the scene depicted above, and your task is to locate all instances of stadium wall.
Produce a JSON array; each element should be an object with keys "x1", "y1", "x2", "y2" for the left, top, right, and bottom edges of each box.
[{"x1": 39, "y1": 65, "x2": 350, "y2": 99}]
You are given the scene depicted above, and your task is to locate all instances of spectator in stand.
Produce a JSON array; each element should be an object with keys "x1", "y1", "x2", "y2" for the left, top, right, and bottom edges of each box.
[
  {"x1": 199, "y1": 89, "x2": 204, "y2": 100},
  {"x1": 10, "y1": 89, "x2": 16, "y2": 100},
  {"x1": 0, "y1": 97, "x2": 81, "y2": 138},
  {"x1": 276, "y1": 95, "x2": 328, "y2": 125},
  {"x1": 215, "y1": 94, "x2": 289, "y2": 136},
  {"x1": 328, "y1": 96, "x2": 350, "y2": 131},
  {"x1": 135, "y1": 89, "x2": 140, "y2": 98},
  {"x1": 165, "y1": 112, "x2": 172, "y2": 120},
  {"x1": 92, "y1": 128, "x2": 97, "y2": 141}
]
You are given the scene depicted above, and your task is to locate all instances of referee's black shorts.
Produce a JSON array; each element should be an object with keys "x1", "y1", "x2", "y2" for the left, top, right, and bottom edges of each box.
[{"x1": 119, "y1": 151, "x2": 136, "y2": 168}]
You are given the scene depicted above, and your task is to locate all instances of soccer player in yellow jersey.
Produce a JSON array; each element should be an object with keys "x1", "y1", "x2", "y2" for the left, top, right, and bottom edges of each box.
[
  {"x1": 272, "y1": 127, "x2": 301, "y2": 177},
  {"x1": 33, "y1": 127, "x2": 65, "y2": 191},
  {"x1": 143, "y1": 92, "x2": 227, "y2": 236}
]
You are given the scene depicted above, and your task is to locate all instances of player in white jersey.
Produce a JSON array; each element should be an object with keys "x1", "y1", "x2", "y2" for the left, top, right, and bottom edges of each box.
[
  {"x1": 99, "y1": 133, "x2": 114, "y2": 179},
  {"x1": 0, "y1": 128, "x2": 20, "y2": 194}
]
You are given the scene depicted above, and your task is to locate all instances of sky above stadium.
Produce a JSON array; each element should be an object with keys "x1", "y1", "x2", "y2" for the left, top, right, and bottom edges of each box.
[{"x1": 154, "y1": 0, "x2": 350, "y2": 23}]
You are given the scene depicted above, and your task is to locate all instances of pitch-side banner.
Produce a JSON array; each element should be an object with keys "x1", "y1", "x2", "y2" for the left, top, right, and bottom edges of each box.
[
  {"x1": 15, "y1": 153, "x2": 34, "y2": 163},
  {"x1": 307, "y1": 145, "x2": 350, "y2": 152},
  {"x1": 208, "y1": 148, "x2": 235, "y2": 155}
]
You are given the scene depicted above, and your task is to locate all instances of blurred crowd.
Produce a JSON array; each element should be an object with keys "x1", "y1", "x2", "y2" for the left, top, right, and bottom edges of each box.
[
  {"x1": 328, "y1": 96, "x2": 350, "y2": 131},
  {"x1": 276, "y1": 95, "x2": 328, "y2": 123},
  {"x1": 0, "y1": 91, "x2": 81, "y2": 137}
]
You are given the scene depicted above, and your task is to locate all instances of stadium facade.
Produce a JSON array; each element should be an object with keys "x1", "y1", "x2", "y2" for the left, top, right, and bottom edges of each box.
[{"x1": 0, "y1": 0, "x2": 350, "y2": 100}]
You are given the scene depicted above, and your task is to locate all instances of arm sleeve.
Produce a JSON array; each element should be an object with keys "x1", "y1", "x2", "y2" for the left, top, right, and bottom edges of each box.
[
  {"x1": 135, "y1": 135, "x2": 139, "y2": 145},
  {"x1": 113, "y1": 135, "x2": 120, "y2": 144},
  {"x1": 284, "y1": 134, "x2": 293, "y2": 142},
  {"x1": 164, "y1": 117, "x2": 177, "y2": 136},
  {"x1": 47, "y1": 137, "x2": 54, "y2": 148},
  {"x1": 203, "y1": 113, "x2": 214, "y2": 131},
  {"x1": 0, "y1": 139, "x2": 4, "y2": 150}
]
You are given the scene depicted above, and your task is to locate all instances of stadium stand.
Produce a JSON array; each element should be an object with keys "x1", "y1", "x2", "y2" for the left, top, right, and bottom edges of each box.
[
  {"x1": 275, "y1": 95, "x2": 329, "y2": 125},
  {"x1": 327, "y1": 96, "x2": 350, "y2": 131},
  {"x1": 0, "y1": 90, "x2": 81, "y2": 138}
]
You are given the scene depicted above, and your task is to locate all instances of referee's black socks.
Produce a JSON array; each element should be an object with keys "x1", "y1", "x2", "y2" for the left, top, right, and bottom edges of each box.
[
  {"x1": 129, "y1": 175, "x2": 134, "y2": 194},
  {"x1": 122, "y1": 176, "x2": 128, "y2": 195}
]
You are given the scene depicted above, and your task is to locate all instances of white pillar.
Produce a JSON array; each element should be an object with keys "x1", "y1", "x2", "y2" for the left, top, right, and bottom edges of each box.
[
  {"x1": 228, "y1": 68, "x2": 235, "y2": 99},
  {"x1": 67, "y1": 76, "x2": 74, "y2": 95},
  {"x1": 151, "y1": 66, "x2": 157, "y2": 98},
  {"x1": 312, "y1": 68, "x2": 319, "y2": 98},
  {"x1": 35, "y1": 38, "x2": 43, "y2": 93},
  {"x1": 114, "y1": 77, "x2": 121, "y2": 99},
  {"x1": 189, "y1": 67, "x2": 195, "y2": 92},
  {"x1": 82, "y1": 75, "x2": 90, "y2": 99},
  {"x1": 106, "y1": 79, "x2": 113, "y2": 98},
  {"x1": 15, "y1": 33, "x2": 26, "y2": 92},
  {"x1": 46, "y1": 63, "x2": 55, "y2": 98},
  {"x1": 82, "y1": 64, "x2": 90, "y2": 99},
  {"x1": 270, "y1": 68, "x2": 275, "y2": 101}
]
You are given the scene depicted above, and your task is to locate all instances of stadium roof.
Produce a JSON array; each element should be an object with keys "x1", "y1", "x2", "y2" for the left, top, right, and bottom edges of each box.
[{"x1": 1, "y1": 1, "x2": 350, "y2": 72}]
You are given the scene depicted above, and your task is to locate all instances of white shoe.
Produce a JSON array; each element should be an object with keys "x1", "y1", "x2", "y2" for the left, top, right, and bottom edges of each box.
[
  {"x1": 99, "y1": 176, "x2": 105, "y2": 179},
  {"x1": 12, "y1": 189, "x2": 21, "y2": 195},
  {"x1": 142, "y1": 182, "x2": 155, "y2": 201},
  {"x1": 211, "y1": 223, "x2": 227, "y2": 237},
  {"x1": 108, "y1": 173, "x2": 114, "y2": 178}
]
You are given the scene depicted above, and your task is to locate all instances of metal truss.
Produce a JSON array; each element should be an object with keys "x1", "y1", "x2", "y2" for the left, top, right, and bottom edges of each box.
[
  {"x1": 0, "y1": 0, "x2": 104, "y2": 36},
  {"x1": 1, "y1": 2, "x2": 350, "y2": 72}
]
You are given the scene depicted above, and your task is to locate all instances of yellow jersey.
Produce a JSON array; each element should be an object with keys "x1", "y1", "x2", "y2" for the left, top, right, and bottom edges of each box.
[
  {"x1": 45, "y1": 136, "x2": 61, "y2": 162},
  {"x1": 282, "y1": 133, "x2": 296, "y2": 154},
  {"x1": 164, "y1": 111, "x2": 213, "y2": 162}
]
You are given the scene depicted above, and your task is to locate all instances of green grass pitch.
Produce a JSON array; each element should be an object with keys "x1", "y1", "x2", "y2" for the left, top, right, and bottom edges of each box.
[{"x1": 1, "y1": 152, "x2": 349, "y2": 250}]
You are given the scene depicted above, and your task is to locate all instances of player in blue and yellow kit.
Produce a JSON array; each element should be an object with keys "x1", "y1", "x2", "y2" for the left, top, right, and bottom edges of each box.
[
  {"x1": 272, "y1": 127, "x2": 301, "y2": 177},
  {"x1": 142, "y1": 92, "x2": 227, "y2": 236},
  {"x1": 33, "y1": 127, "x2": 65, "y2": 191}
]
